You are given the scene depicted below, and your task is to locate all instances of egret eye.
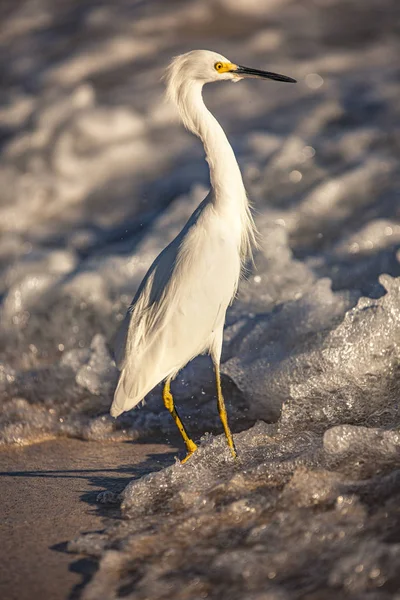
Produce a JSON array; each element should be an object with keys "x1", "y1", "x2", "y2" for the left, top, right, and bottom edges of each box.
[{"x1": 215, "y1": 62, "x2": 223, "y2": 72}]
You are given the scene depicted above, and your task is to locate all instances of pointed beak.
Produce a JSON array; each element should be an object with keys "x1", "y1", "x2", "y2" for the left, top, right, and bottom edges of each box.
[{"x1": 232, "y1": 65, "x2": 296, "y2": 84}]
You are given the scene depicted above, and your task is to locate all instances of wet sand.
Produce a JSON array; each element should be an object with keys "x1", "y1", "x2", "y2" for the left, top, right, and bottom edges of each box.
[{"x1": 0, "y1": 438, "x2": 179, "y2": 600}]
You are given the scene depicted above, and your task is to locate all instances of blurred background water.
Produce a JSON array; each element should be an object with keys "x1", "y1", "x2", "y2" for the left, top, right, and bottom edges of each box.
[{"x1": 0, "y1": 0, "x2": 399, "y2": 598}]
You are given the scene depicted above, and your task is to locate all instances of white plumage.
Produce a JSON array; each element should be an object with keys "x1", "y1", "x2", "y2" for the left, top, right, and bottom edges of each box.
[{"x1": 110, "y1": 50, "x2": 295, "y2": 461}]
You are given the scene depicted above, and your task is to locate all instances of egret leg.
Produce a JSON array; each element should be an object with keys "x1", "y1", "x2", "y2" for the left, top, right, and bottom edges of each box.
[
  {"x1": 214, "y1": 361, "x2": 237, "y2": 459},
  {"x1": 163, "y1": 379, "x2": 198, "y2": 463}
]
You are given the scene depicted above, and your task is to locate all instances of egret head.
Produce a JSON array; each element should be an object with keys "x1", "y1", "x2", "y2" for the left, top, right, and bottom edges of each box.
[
  {"x1": 165, "y1": 49, "x2": 296, "y2": 90},
  {"x1": 165, "y1": 50, "x2": 296, "y2": 135}
]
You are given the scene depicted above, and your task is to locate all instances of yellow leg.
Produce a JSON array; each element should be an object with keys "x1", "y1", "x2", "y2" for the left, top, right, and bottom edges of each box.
[
  {"x1": 214, "y1": 362, "x2": 237, "y2": 459},
  {"x1": 163, "y1": 379, "x2": 198, "y2": 463}
]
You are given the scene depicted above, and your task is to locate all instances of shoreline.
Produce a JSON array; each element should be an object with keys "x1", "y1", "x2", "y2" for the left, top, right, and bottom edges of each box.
[{"x1": 0, "y1": 438, "x2": 178, "y2": 600}]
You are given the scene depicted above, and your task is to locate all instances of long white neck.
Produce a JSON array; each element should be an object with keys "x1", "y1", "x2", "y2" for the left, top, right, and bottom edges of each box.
[
  {"x1": 180, "y1": 82, "x2": 245, "y2": 202},
  {"x1": 172, "y1": 80, "x2": 257, "y2": 262}
]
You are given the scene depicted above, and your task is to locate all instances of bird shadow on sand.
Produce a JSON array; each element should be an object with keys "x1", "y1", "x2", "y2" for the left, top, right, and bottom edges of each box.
[
  {"x1": 81, "y1": 444, "x2": 179, "y2": 515},
  {"x1": 46, "y1": 443, "x2": 179, "y2": 600}
]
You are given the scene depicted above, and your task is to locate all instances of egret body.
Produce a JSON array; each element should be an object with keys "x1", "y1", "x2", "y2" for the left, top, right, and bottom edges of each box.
[{"x1": 111, "y1": 50, "x2": 295, "y2": 461}]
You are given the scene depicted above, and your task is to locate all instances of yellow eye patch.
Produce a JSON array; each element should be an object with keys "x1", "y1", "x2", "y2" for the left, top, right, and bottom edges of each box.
[{"x1": 214, "y1": 62, "x2": 237, "y2": 74}]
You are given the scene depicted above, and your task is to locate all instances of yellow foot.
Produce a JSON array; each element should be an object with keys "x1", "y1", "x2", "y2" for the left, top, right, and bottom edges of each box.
[
  {"x1": 180, "y1": 440, "x2": 198, "y2": 464},
  {"x1": 225, "y1": 435, "x2": 238, "y2": 460},
  {"x1": 229, "y1": 445, "x2": 238, "y2": 460}
]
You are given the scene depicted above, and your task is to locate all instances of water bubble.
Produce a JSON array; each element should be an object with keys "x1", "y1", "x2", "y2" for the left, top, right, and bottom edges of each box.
[
  {"x1": 303, "y1": 145, "x2": 316, "y2": 158},
  {"x1": 305, "y1": 73, "x2": 324, "y2": 89},
  {"x1": 289, "y1": 169, "x2": 302, "y2": 183}
]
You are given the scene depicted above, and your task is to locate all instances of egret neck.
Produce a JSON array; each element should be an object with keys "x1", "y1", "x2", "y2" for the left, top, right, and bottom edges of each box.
[{"x1": 175, "y1": 80, "x2": 257, "y2": 262}]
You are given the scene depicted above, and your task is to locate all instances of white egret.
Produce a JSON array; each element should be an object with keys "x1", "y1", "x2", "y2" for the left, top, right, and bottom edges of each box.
[{"x1": 111, "y1": 50, "x2": 296, "y2": 462}]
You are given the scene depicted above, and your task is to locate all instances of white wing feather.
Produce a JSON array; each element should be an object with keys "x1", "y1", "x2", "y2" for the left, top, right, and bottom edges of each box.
[{"x1": 111, "y1": 197, "x2": 241, "y2": 416}]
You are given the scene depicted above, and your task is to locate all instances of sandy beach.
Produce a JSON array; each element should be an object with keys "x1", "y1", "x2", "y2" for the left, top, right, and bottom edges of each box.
[{"x1": 0, "y1": 438, "x2": 178, "y2": 600}]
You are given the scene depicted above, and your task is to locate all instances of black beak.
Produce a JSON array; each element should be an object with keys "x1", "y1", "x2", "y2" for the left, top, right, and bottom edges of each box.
[{"x1": 233, "y1": 65, "x2": 296, "y2": 84}]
